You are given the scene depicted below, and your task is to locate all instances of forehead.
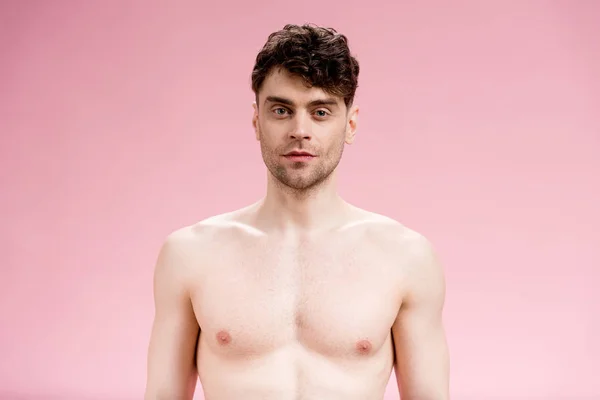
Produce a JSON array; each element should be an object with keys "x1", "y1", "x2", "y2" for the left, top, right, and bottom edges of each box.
[{"x1": 259, "y1": 68, "x2": 343, "y2": 107}]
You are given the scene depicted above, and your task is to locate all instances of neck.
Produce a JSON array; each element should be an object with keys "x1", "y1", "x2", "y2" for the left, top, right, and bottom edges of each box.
[{"x1": 254, "y1": 171, "x2": 349, "y2": 235}]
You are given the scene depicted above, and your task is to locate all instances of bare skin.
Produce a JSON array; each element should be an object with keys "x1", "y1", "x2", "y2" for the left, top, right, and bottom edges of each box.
[{"x1": 145, "y1": 68, "x2": 449, "y2": 400}]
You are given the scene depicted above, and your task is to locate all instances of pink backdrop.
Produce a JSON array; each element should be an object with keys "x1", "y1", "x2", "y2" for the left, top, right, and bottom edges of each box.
[{"x1": 1, "y1": 1, "x2": 599, "y2": 399}]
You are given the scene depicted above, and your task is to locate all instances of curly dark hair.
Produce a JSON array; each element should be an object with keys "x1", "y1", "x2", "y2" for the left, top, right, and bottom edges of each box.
[{"x1": 251, "y1": 23, "x2": 360, "y2": 108}]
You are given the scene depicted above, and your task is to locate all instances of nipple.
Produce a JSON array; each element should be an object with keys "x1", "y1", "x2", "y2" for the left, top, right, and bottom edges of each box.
[
  {"x1": 216, "y1": 330, "x2": 232, "y2": 345},
  {"x1": 355, "y1": 339, "x2": 372, "y2": 354}
]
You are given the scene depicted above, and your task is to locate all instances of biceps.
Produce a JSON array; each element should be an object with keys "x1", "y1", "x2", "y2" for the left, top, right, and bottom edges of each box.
[
  {"x1": 149, "y1": 298, "x2": 200, "y2": 369},
  {"x1": 146, "y1": 245, "x2": 201, "y2": 397},
  {"x1": 146, "y1": 297, "x2": 200, "y2": 398},
  {"x1": 392, "y1": 306, "x2": 449, "y2": 397}
]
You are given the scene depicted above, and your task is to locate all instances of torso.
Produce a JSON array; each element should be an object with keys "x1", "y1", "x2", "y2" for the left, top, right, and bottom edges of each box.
[{"x1": 181, "y1": 205, "x2": 412, "y2": 399}]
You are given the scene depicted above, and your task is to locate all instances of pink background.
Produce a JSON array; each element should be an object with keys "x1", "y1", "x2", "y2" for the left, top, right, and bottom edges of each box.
[{"x1": 1, "y1": 1, "x2": 599, "y2": 399}]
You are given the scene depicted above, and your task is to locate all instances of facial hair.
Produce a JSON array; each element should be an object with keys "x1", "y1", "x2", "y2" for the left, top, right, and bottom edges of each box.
[{"x1": 261, "y1": 131, "x2": 346, "y2": 193}]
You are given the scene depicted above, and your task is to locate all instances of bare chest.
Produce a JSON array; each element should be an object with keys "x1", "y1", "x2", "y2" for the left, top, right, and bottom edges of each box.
[{"x1": 191, "y1": 236, "x2": 404, "y2": 360}]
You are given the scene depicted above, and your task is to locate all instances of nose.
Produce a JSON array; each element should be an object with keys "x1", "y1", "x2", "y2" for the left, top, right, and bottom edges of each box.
[{"x1": 288, "y1": 112, "x2": 312, "y2": 140}]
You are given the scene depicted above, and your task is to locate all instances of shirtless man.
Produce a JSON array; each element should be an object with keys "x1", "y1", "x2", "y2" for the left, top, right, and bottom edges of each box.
[{"x1": 144, "y1": 24, "x2": 450, "y2": 400}]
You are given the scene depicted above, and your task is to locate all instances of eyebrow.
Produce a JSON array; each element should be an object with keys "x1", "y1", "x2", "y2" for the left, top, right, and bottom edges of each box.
[{"x1": 264, "y1": 95, "x2": 339, "y2": 108}]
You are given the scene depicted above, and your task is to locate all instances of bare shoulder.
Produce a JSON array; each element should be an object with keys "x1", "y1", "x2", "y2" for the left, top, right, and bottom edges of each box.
[
  {"x1": 152, "y1": 214, "x2": 237, "y2": 298},
  {"x1": 368, "y1": 211, "x2": 445, "y2": 303},
  {"x1": 157, "y1": 206, "x2": 260, "y2": 267},
  {"x1": 152, "y1": 225, "x2": 204, "y2": 289},
  {"x1": 348, "y1": 206, "x2": 443, "y2": 285},
  {"x1": 349, "y1": 207, "x2": 436, "y2": 254}
]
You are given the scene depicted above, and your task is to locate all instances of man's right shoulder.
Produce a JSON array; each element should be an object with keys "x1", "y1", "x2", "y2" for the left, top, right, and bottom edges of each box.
[
  {"x1": 153, "y1": 213, "x2": 235, "y2": 280},
  {"x1": 159, "y1": 209, "x2": 255, "y2": 256},
  {"x1": 160, "y1": 214, "x2": 225, "y2": 250}
]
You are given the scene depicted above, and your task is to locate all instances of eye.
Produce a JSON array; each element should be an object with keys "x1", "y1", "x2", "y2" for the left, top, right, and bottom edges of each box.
[
  {"x1": 273, "y1": 107, "x2": 289, "y2": 116},
  {"x1": 314, "y1": 109, "x2": 330, "y2": 118}
]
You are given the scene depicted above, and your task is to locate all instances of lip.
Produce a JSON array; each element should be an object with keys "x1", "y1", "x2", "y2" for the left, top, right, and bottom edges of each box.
[
  {"x1": 284, "y1": 150, "x2": 315, "y2": 156},
  {"x1": 282, "y1": 150, "x2": 316, "y2": 162}
]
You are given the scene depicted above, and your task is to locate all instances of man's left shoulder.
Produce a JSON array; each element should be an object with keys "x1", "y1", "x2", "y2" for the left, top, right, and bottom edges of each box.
[
  {"x1": 360, "y1": 211, "x2": 440, "y2": 267},
  {"x1": 362, "y1": 214, "x2": 446, "y2": 303},
  {"x1": 360, "y1": 211, "x2": 431, "y2": 247}
]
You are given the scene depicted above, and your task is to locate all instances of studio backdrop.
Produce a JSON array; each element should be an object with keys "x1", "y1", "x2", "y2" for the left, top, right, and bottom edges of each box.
[{"x1": 1, "y1": 1, "x2": 598, "y2": 399}]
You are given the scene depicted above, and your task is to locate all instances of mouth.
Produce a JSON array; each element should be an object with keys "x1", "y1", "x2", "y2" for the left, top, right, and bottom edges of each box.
[
  {"x1": 282, "y1": 150, "x2": 316, "y2": 162},
  {"x1": 285, "y1": 151, "x2": 315, "y2": 156}
]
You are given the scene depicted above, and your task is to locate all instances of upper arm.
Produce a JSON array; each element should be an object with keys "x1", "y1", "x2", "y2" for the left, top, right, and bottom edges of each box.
[
  {"x1": 145, "y1": 231, "x2": 201, "y2": 400},
  {"x1": 392, "y1": 233, "x2": 450, "y2": 400}
]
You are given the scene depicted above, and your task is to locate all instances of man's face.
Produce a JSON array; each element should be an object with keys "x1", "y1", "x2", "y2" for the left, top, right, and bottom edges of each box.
[{"x1": 252, "y1": 68, "x2": 358, "y2": 191}]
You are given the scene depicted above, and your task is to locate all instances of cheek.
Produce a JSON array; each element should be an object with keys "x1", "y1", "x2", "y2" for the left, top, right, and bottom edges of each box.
[
  {"x1": 263, "y1": 133, "x2": 280, "y2": 151},
  {"x1": 263, "y1": 126, "x2": 289, "y2": 150},
  {"x1": 326, "y1": 127, "x2": 347, "y2": 150},
  {"x1": 259, "y1": 131, "x2": 281, "y2": 156}
]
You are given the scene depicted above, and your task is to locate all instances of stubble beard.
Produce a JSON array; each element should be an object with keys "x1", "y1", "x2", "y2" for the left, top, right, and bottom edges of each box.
[{"x1": 261, "y1": 138, "x2": 345, "y2": 195}]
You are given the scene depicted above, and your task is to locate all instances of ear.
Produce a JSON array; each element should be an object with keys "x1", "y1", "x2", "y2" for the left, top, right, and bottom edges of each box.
[
  {"x1": 344, "y1": 104, "x2": 359, "y2": 144},
  {"x1": 252, "y1": 102, "x2": 260, "y2": 141}
]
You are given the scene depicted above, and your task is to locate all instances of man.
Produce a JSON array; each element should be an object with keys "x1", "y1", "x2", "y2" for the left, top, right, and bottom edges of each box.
[{"x1": 145, "y1": 23, "x2": 450, "y2": 400}]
